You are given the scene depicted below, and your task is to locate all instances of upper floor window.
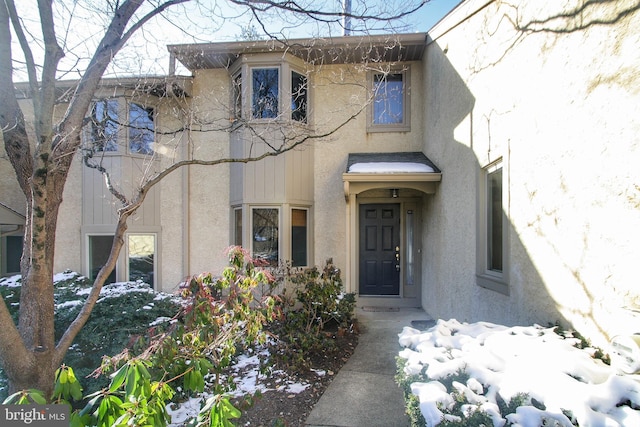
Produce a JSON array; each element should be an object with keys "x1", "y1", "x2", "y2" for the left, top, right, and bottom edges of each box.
[
  {"x1": 368, "y1": 69, "x2": 410, "y2": 132},
  {"x1": 232, "y1": 73, "x2": 243, "y2": 119},
  {"x1": 129, "y1": 103, "x2": 155, "y2": 155},
  {"x1": 90, "y1": 99, "x2": 119, "y2": 152},
  {"x1": 291, "y1": 71, "x2": 308, "y2": 123},
  {"x1": 87, "y1": 99, "x2": 155, "y2": 155},
  {"x1": 252, "y1": 68, "x2": 279, "y2": 119},
  {"x1": 231, "y1": 56, "x2": 309, "y2": 124}
]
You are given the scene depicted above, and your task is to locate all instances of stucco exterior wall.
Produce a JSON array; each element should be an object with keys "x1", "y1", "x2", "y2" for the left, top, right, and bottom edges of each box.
[
  {"x1": 312, "y1": 61, "x2": 425, "y2": 276},
  {"x1": 422, "y1": 0, "x2": 640, "y2": 347},
  {"x1": 182, "y1": 68, "x2": 232, "y2": 279}
]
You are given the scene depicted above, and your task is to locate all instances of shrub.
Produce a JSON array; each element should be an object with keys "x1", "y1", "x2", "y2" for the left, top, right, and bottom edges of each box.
[
  {"x1": 0, "y1": 273, "x2": 182, "y2": 401},
  {"x1": 2, "y1": 247, "x2": 277, "y2": 427},
  {"x1": 270, "y1": 260, "x2": 356, "y2": 370}
]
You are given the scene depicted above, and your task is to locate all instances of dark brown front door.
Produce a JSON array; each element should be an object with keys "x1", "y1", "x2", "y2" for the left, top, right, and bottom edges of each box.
[{"x1": 359, "y1": 203, "x2": 400, "y2": 295}]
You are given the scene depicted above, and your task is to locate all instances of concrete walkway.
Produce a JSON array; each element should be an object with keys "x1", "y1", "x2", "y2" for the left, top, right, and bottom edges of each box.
[{"x1": 305, "y1": 307, "x2": 433, "y2": 427}]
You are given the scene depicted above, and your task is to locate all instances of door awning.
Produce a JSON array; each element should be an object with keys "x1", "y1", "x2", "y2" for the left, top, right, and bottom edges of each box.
[{"x1": 342, "y1": 152, "x2": 442, "y2": 200}]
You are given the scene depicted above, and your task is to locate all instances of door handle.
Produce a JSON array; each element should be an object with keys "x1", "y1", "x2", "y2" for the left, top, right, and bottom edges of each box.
[{"x1": 395, "y1": 246, "x2": 400, "y2": 271}]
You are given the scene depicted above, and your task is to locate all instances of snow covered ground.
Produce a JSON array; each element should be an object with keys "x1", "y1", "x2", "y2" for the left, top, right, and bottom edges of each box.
[
  {"x1": 398, "y1": 319, "x2": 640, "y2": 426},
  {"x1": 166, "y1": 347, "x2": 320, "y2": 426}
]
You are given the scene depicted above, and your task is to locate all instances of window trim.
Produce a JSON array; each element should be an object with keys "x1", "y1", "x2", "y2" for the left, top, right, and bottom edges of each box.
[
  {"x1": 476, "y1": 159, "x2": 510, "y2": 295},
  {"x1": 367, "y1": 67, "x2": 411, "y2": 133}
]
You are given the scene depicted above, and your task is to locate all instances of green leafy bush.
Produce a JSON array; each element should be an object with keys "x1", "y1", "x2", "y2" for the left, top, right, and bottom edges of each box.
[
  {"x1": 271, "y1": 260, "x2": 356, "y2": 370},
  {"x1": 2, "y1": 247, "x2": 277, "y2": 426}
]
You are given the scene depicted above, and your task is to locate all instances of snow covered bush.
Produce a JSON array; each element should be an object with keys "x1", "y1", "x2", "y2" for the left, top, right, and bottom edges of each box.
[
  {"x1": 0, "y1": 271, "x2": 181, "y2": 400},
  {"x1": 396, "y1": 319, "x2": 640, "y2": 427}
]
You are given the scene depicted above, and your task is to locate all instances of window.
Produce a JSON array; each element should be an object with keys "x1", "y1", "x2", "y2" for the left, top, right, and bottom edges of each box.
[
  {"x1": 232, "y1": 73, "x2": 243, "y2": 120},
  {"x1": 233, "y1": 208, "x2": 243, "y2": 246},
  {"x1": 87, "y1": 99, "x2": 155, "y2": 155},
  {"x1": 129, "y1": 103, "x2": 155, "y2": 155},
  {"x1": 2, "y1": 235, "x2": 23, "y2": 275},
  {"x1": 88, "y1": 235, "x2": 116, "y2": 284},
  {"x1": 252, "y1": 208, "x2": 279, "y2": 266},
  {"x1": 487, "y1": 168, "x2": 503, "y2": 272},
  {"x1": 252, "y1": 68, "x2": 279, "y2": 118},
  {"x1": 90, "y1": 99, "x2": 119, "y2": 151},
  {"x1": 477, "y1": 160, "x2": 509, "y2": 294},
  {"x1": 127, "y1": 234, "x2": 155, "y2": 287},
  {"x1": 291, "y1": 208, "x2": 308, "y2": 266},
  {"x1": 291, "y1": 71, "x2": 307, "y2": 122},
  {"x1": 368, "y1": 69, "x2": 410, "y2": 132}
]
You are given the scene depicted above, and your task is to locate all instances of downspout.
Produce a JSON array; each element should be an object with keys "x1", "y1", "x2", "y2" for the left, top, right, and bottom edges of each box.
[{"x1": 182, "y1": 121, "x2": 191, "y2": 281}]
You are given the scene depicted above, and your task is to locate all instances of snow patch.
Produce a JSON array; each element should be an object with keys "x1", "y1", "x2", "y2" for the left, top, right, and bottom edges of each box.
[{"x1": 399, "y1": 319, "x2": 640, "y2": 426}]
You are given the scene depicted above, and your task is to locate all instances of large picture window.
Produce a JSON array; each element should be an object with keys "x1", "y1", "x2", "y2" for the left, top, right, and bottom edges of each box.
[
  {"x1": 252, "y1": 208, "x2": 279, "y2": 266},
  {"x1": 252, "y1": 68, "x2": 279, "y2": 119}
]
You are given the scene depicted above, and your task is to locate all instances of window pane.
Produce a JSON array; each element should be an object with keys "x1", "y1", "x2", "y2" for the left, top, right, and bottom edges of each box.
[
  {"x1": 91, "y1": 99, "x2": 119, "y2": 151},
  {"x1": 128, "y1": 234, "x2": 155, "y2": 287},
  {"x1": 252, "y1": 68, "x2": 279, "y2": 118},
  {"x1": 5, "y1": 235, "x2": 23, "y2": 274},
  {"x1": 487, "y1": 168, "x2": 503, "y2": 272},
  {"x1": 89, "y1": 235, "x2": 116, "y2": 284},
  {"x1": 373, "y1": 73, "x2": 404, "y2": 124},
  {"x1": 405, "y1": 210, "x2": 414, "y2": 286},
  {"x1": 233, "y1": 73, "x2": 242, "y2": 119},
  {"x1": 291, "y1": 209, "x2": 307, "y2": 267},
  {"x1": 234, "y1": 208, "x2": 243, "y2": 247},
  {"x1": 129, "y1": 103, "x2": 154, "y2": 155},
  {"x1": 291, "y1": 71, "x2": 307, "y2": 122},
  {"x1": 252, "y1": 208, "x2": 279, "y2": 266}
]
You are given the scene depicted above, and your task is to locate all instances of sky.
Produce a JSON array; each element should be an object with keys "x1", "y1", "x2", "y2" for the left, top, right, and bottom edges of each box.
[{"x1": 10, "y1": 0, "x2": 461, "y2": 80}]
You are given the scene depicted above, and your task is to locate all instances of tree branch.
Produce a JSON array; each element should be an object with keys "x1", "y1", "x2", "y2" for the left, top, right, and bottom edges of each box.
[{"x1": 4, "y1": 0, "x2": 40, "y2": 117}]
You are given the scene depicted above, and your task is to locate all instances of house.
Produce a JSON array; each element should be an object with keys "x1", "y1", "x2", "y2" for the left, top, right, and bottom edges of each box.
[{"x1": 1, "y1": 0, "x2": 638, "y2": 349}]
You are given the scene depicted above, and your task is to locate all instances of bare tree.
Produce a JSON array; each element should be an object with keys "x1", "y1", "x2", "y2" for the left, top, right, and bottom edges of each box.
[{"x1": 0, "y1": 0, "x2": 427, "y2": 398}]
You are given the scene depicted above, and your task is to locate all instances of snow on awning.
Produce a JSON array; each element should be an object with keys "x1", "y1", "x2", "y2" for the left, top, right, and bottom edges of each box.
[
  {"x1": 342, "y1": 152, "x2": 441, "y2": 201},
  {"x1": 348, "y1": 162, "x2": 435, "y2": 173}
]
